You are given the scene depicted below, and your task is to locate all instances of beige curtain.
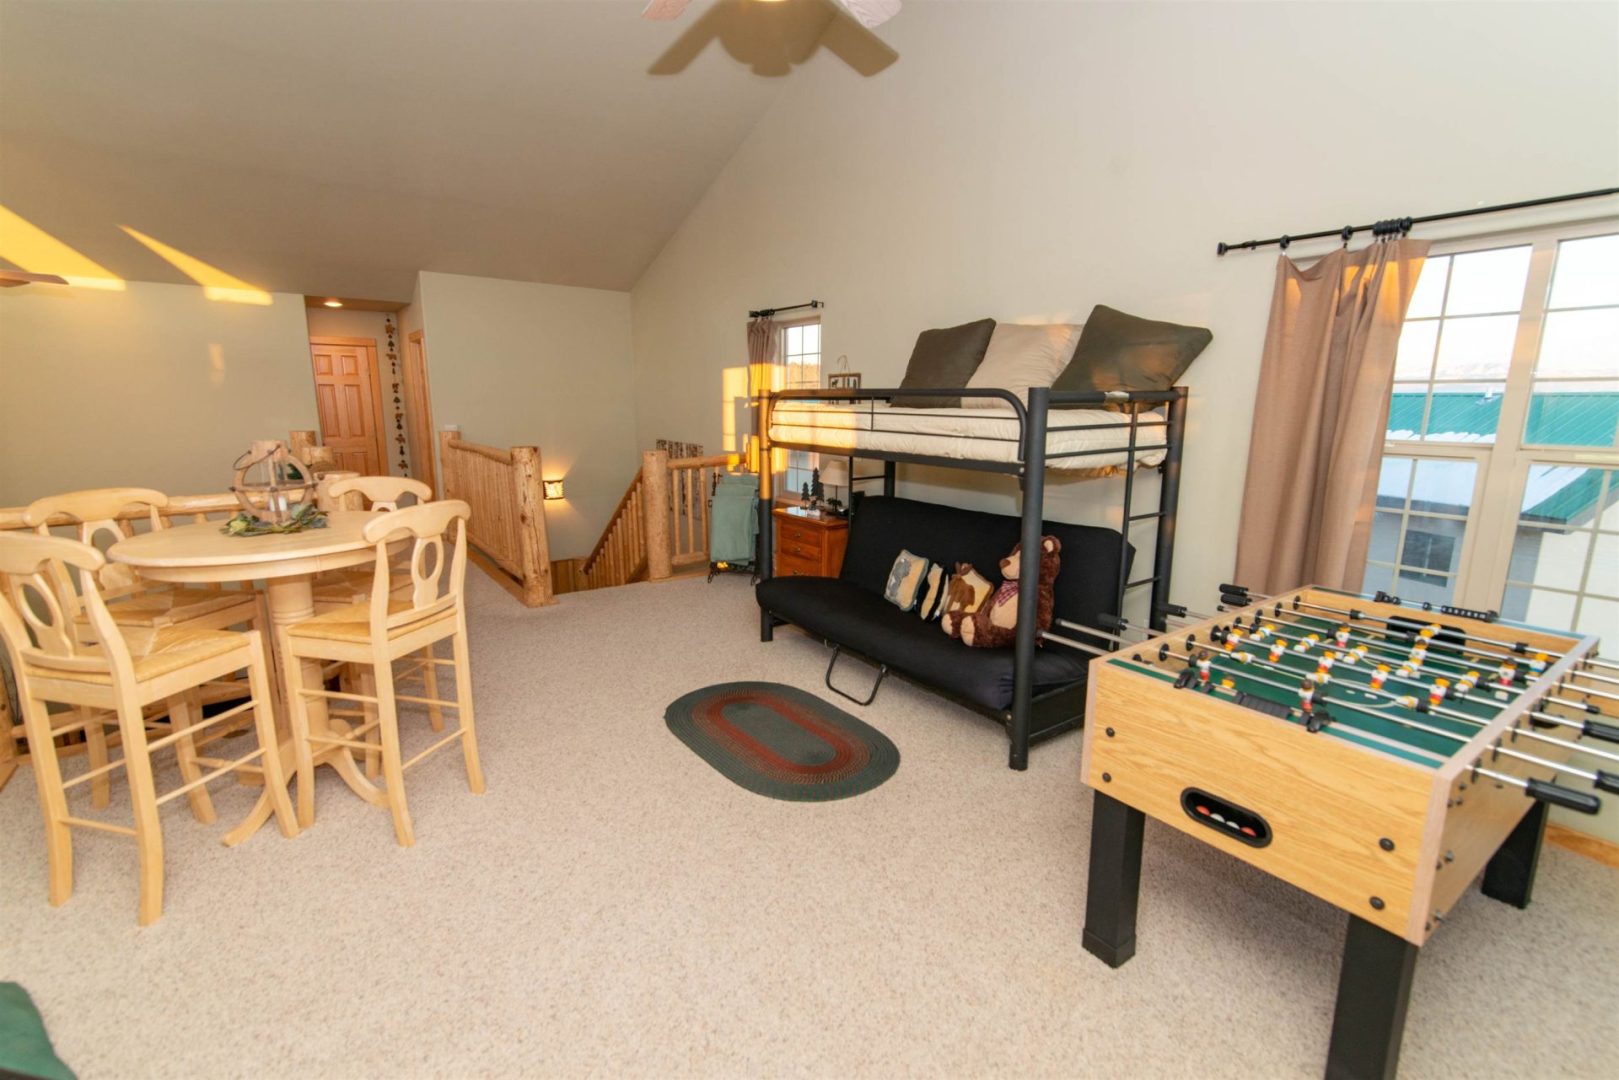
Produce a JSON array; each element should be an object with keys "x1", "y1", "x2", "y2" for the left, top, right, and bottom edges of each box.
[
  {"x1": 744, "y1": 316, "x2": 778, "y2": 468},
  {"x1": 1233, "y1": 238, "x2": 1431, "y2": 595}
]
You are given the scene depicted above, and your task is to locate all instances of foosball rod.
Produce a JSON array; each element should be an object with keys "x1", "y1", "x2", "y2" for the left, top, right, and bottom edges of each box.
[
  {"x1": 1232, "y1": 607, "x2": 1580, "y2": 710},
  {"x1": 1225, "y1": 583, "x2": 1619, "y2": 683},
  {"x1": 1200, "y1": 643, "x2": 1619, "y2": 763},
  {"x1": 1197, "y1": 657, "x2": 1611, "y2": 808}
]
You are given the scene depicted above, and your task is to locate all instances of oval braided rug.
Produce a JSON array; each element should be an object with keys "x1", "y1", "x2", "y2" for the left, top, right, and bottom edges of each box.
[{"x1": 664, "y1": 681, "x2": 899, "y2": 801}]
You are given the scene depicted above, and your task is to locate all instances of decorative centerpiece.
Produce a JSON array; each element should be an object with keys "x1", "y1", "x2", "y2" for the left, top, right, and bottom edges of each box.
[{"x1": 221, "y1": 441, "x2": 328, "y2": 536}]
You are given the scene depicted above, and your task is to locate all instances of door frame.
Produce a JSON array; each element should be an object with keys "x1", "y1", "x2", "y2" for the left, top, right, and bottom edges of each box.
[
  {"x1": 308, "y1": 335, "x2": 387, "y2": 475},
  {"x1": 403, "y1": 329, "x2": 437, "y2": 496}
]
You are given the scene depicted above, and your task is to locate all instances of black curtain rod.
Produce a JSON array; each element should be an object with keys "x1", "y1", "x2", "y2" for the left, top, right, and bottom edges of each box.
[
  {"x1": 749, "y1": 300, "x2": 823, "y2": 318},
  {"x1": 1216, "y1": 187, "x2": 1619, "y2": 257}
]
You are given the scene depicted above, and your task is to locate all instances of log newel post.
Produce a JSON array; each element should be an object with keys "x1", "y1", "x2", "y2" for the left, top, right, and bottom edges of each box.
[
  {"x1": 511, "y1": 445, "x2": 555, "y2": 606},
  {"x1": 643, "y1": 449, "x2": 673, "y2": 581}
]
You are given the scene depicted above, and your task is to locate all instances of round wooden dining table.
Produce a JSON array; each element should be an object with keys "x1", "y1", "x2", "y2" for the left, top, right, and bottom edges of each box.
[{"x1": 108, "y1": 511, "x2": 390, "y2": 845}]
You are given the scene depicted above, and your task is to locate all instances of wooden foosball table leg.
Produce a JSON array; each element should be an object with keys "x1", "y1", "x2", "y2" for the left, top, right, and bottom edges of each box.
[
  {"x1": 1326, "y1": 916, "x2": 1418, "y2": 1080},
  {"x1": 1082, "y1": 789, "x2": 1145, "y2": 968},
  {"x1": 1481, "y1": 800, "x2": 1548, "y2": 909}
]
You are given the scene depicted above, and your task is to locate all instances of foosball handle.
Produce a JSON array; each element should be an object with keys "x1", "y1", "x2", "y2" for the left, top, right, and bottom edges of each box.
[
  {"x1": 1584, "y1": 718, "x2": 1619, "y2": 744},
  {"x1": 1096, "y1": 612, "x2": 1125, "y2": 632},
  {"x1": 1596, "y1": 771, "x2": 1619, "y2": 796},
  {"x1": 1526, "y1": 778, "x2": 1602, "y2": 815}
]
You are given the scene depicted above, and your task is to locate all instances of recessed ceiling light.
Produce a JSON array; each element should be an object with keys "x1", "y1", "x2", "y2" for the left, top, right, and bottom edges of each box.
[{"x1": 323, "y1": 298, "x2": 343, "y2": 308}]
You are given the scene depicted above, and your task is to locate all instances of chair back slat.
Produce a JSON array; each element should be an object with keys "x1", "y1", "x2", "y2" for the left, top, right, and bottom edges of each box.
[
  {"x1": 329, "y1": 476, "x2": 433, "y2": 512},
  {"x1": 360, "y1": 501, "x2": 471, "y2": 632},
  {"x1": 24, "y1": 488, "x2": 169, "y2": 600},
  {"x1": 0, "y1": 534, "x2": 127, "y2": 681}
]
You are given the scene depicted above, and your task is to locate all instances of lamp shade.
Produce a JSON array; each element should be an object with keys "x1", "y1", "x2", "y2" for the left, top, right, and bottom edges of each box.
[
  {"x1": 819, "y1": 458, "x2": 849, "y2": 487},
  {"x1": 543, "y1": 479, "x2": 565, "y2": 500}
]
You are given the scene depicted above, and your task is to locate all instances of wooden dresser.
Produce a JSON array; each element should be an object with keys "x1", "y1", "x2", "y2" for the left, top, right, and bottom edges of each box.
[{"x1": 773, "y1": 507, "x2": 849, "y2": 578}]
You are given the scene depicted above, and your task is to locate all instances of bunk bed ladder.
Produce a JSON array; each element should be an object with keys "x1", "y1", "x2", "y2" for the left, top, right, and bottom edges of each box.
[
  {"x1": 1008, "y1": 387, "x2": 1049, "y2": 771},
  {"x1": 1112, "y1": 387, "x2": 1188, "y2": 635}
]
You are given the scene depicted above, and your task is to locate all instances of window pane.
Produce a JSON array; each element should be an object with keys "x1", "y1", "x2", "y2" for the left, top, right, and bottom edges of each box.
[
  {"x1": 1376, "y1": 456, "x2": 1413, "y2": 506},
  {"x1": 1387, "y1": 389, "x2": 1426, "y2": 440},
  {"x1": 1410, "y1": 458, "x2": 1476, "y2": 514},
  {"x1": 802, "y1": 323, "x2": 820, "y2": 352},
  {"x1": 1364, "y1": 563, "x2": 1394, "y2": 596},
  {"x1": 1394, "y1": 320, "x2": 1438, "y2": 381},
  {"x1": 1442, "y1": 246, "x2": 1531, "y2": 316},
  {"x1": 1502, "y1": 586, "x2": 1577, "y2": 630},
  {"x1": 1371, "y1": 512, "x2": 1401, "y2": 562},
  {"x1": 1509, "y1": 525, "x2": 1587, "y2": 590},
  {"x1": 1524, "y1": 380, "x2": 1619, "y2": 447},
  {"x1": 1536, "y1": 308, "x2": 1619, "y2": 378},
  {"x1": 1407, "y1": 255, "x2": 1449, "y2": 319},
  {"x1": 1433, "y1": 314, "x2": 1518, "y2": 379},
  {"x1": 1588, "y1": 534, "x2": 1619, "y2": 596},
  {"x1": 1549, "y1": 234, "x2": 1619, "y2": 309},
  {"x1": 1424, "y1": 383, "x2": 1502, "y2": 442},
  {"x1": 1401, "y1": 518, "x2": 1463, "y2": 576},
  {"x1": 1579, "y1": 597, "x2": 1619, "y2": 644},
  {"x1": 784, "y1": 325, "x2": 802, "y2": 354}
]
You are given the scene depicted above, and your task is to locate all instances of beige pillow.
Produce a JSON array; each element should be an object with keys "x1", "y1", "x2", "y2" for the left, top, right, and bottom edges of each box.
[{"x1": 964, "y1": 323, "x2": 1083, "y2": 408}]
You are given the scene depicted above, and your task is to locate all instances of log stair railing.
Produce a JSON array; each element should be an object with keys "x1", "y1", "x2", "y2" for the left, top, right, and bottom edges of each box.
[
  {"x1": 575, "y1": 450, "x2": 740, "y2": 590},
  {"x1": 438, "y1": 431, "x2": 554, "y2": 607},
  {"x1": 577, "y1": 467, "x2": 650, "y2": 591}
]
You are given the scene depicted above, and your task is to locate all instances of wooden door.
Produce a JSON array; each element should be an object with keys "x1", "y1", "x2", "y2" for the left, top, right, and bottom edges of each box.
[
  {"x1": 309, "y1": 337, "x2": 386, "y2": 475},
  {"x1": 403, "y1": 330, "x2": 437, "y2": 495}
]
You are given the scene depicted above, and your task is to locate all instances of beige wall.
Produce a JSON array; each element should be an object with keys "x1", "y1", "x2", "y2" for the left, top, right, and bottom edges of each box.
[
  {"x1": 416, "y1": 270, "x2": 638, "y2": 559},
  {"x1": 0, "y1": 280, "x2": 316, "y2": 505}
]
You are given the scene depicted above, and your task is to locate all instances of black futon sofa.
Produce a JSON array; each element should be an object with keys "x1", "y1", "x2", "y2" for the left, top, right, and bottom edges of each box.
[{"x1": 757, "y1": 495, "x2": 1131, "y2": 761}]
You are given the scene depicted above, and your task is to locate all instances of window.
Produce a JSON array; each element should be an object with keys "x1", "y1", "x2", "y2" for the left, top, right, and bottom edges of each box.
[
  {"x1": 1368, "y1": 222, "x2": 1619, "y2": 640},
  {"x1": 780, "y1": 319, "x2": 822, "y2": 498}
]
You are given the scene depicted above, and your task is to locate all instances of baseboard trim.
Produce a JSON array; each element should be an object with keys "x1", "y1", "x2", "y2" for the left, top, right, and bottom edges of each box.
[{"x1": 1547, "y1": 824, "x2": 1619, "y2": 869}]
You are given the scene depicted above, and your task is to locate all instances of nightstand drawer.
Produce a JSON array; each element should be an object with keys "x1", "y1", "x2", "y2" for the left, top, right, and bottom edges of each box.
[
  {"x1": 775, "y1": 551, "x2": 826, "y2": 577},
  {"x1": 779, "y1": 536, "x2": 825, "y2": 562},
  {"x1": 778, "y1": 522, "x2": 823, "y2": 549}
]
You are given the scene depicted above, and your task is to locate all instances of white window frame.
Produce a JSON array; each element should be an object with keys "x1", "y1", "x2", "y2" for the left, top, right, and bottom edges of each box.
[
  {"x1": 777, "y1": 316, "x2": 823, "y2": 499},
  {"x1": 1379, "y1": 217, "x2": 1619, "y2": 621}
]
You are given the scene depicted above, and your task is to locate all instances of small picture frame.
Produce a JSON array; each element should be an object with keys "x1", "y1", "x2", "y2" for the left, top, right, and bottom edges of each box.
[{"x1": 828, "y1": 372, "x2": 862, "y2": 391}]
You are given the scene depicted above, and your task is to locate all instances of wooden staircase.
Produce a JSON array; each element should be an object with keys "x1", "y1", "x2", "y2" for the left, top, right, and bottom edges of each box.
[
  {"x1": 577, "y1": 469, "x2": 650, "y2": 591},
  {"x1": 574, "y1": 450, "x2": 739, "y2": 591}
]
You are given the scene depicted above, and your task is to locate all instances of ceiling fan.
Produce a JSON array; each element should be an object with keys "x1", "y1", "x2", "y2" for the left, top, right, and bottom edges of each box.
[
  {"x1": 643, "y1": 0, "x2": 901, "y2": 30},
  {"x1": 0, "y1": 270, "x2": 68, "y2": 288}
]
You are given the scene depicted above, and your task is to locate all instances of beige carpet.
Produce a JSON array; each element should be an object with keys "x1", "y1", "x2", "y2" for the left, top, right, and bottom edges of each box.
[{"x1": 3, "y1": 573, "x2": 1617, "y2": 1079}]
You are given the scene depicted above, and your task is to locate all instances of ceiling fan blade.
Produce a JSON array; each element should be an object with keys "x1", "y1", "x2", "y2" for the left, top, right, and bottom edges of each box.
[
  {"x1": 641, "y1": 0, "x2": 692, "y2": 19},
  {"x1": 0, "y1": 270, "x2": 69, "y2": 288},
  {"x1": 835, "y1": 0, "x2": 900, "y2": 28}
]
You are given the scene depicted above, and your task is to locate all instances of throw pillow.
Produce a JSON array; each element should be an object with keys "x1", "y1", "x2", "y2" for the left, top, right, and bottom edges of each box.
[
  {"x1": 1051, "y1": 305, "x2": 1211, "y2": 408},
  {"x1": 940, "y1": 564, "x2": 994, "y2": 638},
  {"x1": 896, "y1": 318, "x2": 996, "y2": 408},
  {"x1": 0, "y1": 983, "x2": 75, "y2": 1080},
  {"x1": 883, "y1": 549, "x2": 931, "y2": 611},
  {"x1": 963, "y1": 323, "x2": 1082, "y2": 409},
  {"x1": 917, "y1": 564, "x2": 947, "y2": 620}
]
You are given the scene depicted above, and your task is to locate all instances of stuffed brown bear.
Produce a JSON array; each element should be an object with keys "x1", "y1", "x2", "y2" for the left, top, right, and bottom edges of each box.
[{"x1": 960, "y1": 535, "x2": 1062, "y2": 649}]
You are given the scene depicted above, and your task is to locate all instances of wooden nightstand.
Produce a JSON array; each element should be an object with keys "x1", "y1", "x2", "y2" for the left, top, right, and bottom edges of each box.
[{"x1": 773, "y1": 507, "x2": 849, "y2": 578}]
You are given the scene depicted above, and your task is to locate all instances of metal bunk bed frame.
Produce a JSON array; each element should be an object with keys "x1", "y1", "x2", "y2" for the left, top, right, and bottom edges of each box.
[{"x1": 756, "y1": 384, "x2": 1189, "y2": 770}]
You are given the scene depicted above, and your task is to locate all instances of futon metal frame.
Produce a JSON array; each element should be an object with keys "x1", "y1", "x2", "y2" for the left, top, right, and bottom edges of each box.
[{"x1": 756, "y1": 384, "x2": 1188, "y2": 770}]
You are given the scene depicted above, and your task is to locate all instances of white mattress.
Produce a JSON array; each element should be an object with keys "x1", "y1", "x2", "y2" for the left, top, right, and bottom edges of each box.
[{"x1": 767, "y1": 401, "x2": 1168, "y2": 471}]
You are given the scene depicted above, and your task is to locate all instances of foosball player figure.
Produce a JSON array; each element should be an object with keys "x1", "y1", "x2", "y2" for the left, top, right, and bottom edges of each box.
[
  {"x1": 1297, "y1": 679, "x2": 1315, "y2": 716},
  {"x1": 1371, "y1": 665, "x2": 1390, "y2": 691},
  {"x1": 1195, "y1": 649, "x2": 1212, "y2": 687},
  {"x1": 1456, "y1": 670, "x2": 1480, "y2": 696},
  {"x1": 1428, "y1": 678, "x2": 1449, "y2": 709},
  {"x1": 1334, "y1": 625, "x2": 1351, "y2": 648},
  {"x1": 1529, "y1": 652, "x2": 1549, "y2": 677},
  {"x1": 1269, "y1": 639, "x2": 1287, "y2": 663}
]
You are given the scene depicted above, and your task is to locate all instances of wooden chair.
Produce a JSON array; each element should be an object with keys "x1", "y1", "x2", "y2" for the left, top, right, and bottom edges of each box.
[
  {"x1": 0, "y1": 533, "x2": 295, "y2": 926},
  {"x1": 283, "y1": 500, "x2": 483, "y2": 846},
  {"x1": 24, "y1": 488, "x2": 266, "y2": 808}
]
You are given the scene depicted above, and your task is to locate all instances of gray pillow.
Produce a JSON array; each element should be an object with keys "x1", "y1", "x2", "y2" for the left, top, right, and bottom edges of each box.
[
  {"x1": 896, "y1": 318, "x2": 995, "y2": 408},
  {"x1": 1051, "y1": 305, "x2": 1210, "y2": 408}
]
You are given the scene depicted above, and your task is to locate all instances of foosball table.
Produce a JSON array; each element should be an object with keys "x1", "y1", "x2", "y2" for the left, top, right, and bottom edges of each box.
[{"x1": 1065, "y1": 584, "x2": 1616, "y2": 1080}]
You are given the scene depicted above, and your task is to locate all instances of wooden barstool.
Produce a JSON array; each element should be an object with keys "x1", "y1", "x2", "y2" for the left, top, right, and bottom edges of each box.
[
  {"x1": 283, "y1": 500, "x2": 483, "y2": 846},
  {"x1": 0, "y1": 533, "x2": 295, "y2": 926},
  {"x1": 24, "y1": 488, "x2": 266, "y2": 809}
]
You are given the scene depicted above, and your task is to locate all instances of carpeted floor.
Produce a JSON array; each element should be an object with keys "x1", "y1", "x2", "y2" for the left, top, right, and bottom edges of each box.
[{"x1": 2, "y1": 573, "x2": 1616, "y2": 1079}]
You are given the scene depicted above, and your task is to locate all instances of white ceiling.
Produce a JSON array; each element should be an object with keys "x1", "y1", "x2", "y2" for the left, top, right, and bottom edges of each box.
[{"x1": 0, "y1": 0, "x2": 850, "y2": 300}]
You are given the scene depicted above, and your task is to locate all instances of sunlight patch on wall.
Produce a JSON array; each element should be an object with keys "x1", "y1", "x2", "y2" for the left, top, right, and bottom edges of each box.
[
  {"x1": 0, "y1": 204, "x2": 125, "y2": 290},
  {"x1": 120, "y1": 226, "x2": 272, "y2": 305},
  {"x1": 722, "y1": 363, "x2": 785, "y2": 474}
]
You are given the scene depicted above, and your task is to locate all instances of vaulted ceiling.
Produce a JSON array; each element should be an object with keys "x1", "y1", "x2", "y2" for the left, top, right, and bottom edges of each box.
[{"x1": 0, "y1": 0, "x2": 869, "y2": 300}]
